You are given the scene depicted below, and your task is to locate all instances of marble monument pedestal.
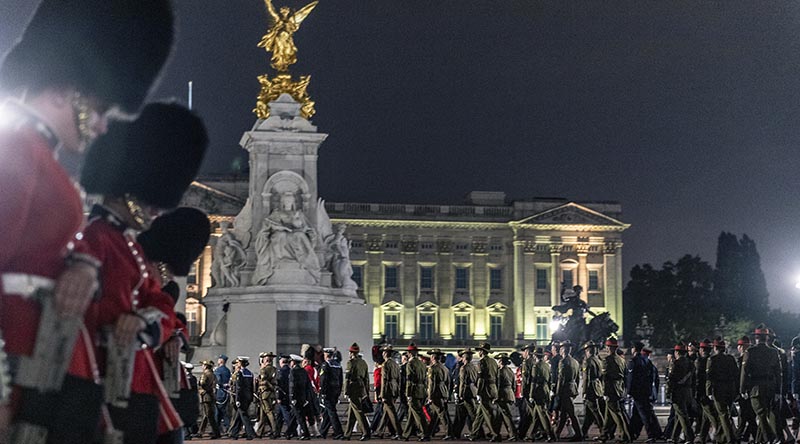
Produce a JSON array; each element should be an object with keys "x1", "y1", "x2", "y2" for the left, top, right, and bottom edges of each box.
[{"x1": 194, "y1": 284, "x2": 373, "y2": 366}]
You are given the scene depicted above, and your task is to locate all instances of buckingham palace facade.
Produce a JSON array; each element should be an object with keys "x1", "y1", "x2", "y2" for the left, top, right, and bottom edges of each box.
[{"x1": 183, "y1": 181, "x2": 629, "y2": 349}]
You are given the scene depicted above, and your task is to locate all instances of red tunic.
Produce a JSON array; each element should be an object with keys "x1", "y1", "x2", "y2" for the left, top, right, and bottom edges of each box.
[
  {"x1": 0, "y1": 118, "x2": 84, "y2": 357},
  {"x1": 80, "y1": 214, "x2": 175, "y2": 396}
]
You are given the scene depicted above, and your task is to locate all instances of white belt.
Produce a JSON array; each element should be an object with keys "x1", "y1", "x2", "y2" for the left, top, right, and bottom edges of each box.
[{"x1": 1, "y1": 273, "x2": 55, "y2": 298}]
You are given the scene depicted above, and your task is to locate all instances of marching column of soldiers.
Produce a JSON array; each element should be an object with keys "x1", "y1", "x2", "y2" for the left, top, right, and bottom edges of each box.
[{"x1": 189, "y1": 328, "x2": 800, "y2": 444}]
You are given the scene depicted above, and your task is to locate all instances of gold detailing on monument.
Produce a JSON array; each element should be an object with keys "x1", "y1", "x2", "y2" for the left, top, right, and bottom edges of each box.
[
  {"x1": 253, "y1": 73, "x2": 315, "y2": 119},
  {"x1": 254, "y1": 0, "x2": 319, "y2": 119}
]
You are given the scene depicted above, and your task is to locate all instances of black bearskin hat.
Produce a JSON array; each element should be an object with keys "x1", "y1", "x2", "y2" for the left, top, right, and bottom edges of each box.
[
  {"x1": 81, "y1": 102, "x2": 208, "y2": 208},
  {"x1": 0, "y1": 0, "x2": 174, "y2": 113},
  {"x1": 138, "y1": 207, "x2": 211, "y2": 277}
]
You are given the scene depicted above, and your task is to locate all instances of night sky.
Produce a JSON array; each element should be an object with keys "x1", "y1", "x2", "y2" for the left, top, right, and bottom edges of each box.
[{"x1": 3, "y1": 1, "x2": 800, "y2": 312}]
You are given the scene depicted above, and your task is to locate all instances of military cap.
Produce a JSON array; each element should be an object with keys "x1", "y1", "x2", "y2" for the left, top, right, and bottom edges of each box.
[
  {"x1": 0, "y1": 0, "x2": 175, "y2": 113},
  {"x1": 633, "y1": 341, "x2": 645, "y2": 351},
  {"x1": 183, "y1": 362, "x2": 194, "y2": 370},
  {"x1": 533, "y1": 347, "x2": 545, "y2": 357},
  {"x1": 510, "y1": 351, "x2": 523, "y2": 367},
  {"x1": 237, "y1": 356, "x2": 250, "y2": 367},
  {"x1": 495, "y1": 353, "x2": 511, "y2": 363},
  {"x1": 673, "y1": 342, "x2": 687, "y2": 352},
  {"x1": 580, "y1": 341, "x2": 597, "y2": 351},
  {"x1": 219, "y1": 354, "x2": 228, "y2": 362},
  {"x1": 81, "y1": 102, "x2": 209, "y2": 209},
  {"x1": 550, "y1": 340, "x2": 561, "y2": 348},
  {"x1": 712, "y1": 337, "x2": 726, "y2": 348},
  {"x1": 754, "y1": 323, "x2": 769, "y2": 336},
  {"x1": 349, "y1": 343, "x2": 360, "y2": 353},
  {"x1": 520, "y1": 342, "x2": 537, "y2": 351},
  {"x1": 699, "y1": 338, "x2": 713, "y2": 349},
  {"x1": 458, "y1": 347, "x2": 474, "y2": 357},
  {"x1": 427, "y1": 348, "x2": 443, "y2": 356},
  {"x1": 200, "y1": 360, "x2": 213, "y2": 367},
  {"x1": 560, "y1": 340, "x2": 573, "y2": 348},
  {"x1": 289, "y1": 354, "x2": 303, "y2": 362},
  {"x1": 137, "y1": 207, "x2": 211, "y2": 276},
  {"x1": 604, "y1": 337, "x2": 619, "y2": 347},
  {"x1": 407, "y1": 343, "x2": 419, "y2": 352},
  {"x1": 642, "y1": 347, "x2": 653, "y2": 355},
  {"x1": 421, "y1": 356, "x2": 431, "y2": 364},
  {"x1": 260, "y1": 352, "x2": 276, "y2": 358},
  {"x1": 476, "y1": 342, "x2": 493, "y2": 353},
  {"x1": 380, "y1": 345, "x2": 394, "y2": 353},
  {"x1": 231, "y1": 358, "x2": 240, "y2": 365},
  {"x1": 543, "y1": 349, "x2": 553, "y2": 357},
  {"x1": 737, "y1": 336, "x2": 751, "y2": 346},
  {"x1": 323, "y1": 347, "x2": 335, "y2": 354}
]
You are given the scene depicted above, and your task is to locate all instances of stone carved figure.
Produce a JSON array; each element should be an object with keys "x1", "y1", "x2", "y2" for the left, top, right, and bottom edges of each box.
[
  {"x1": 253, "y1": 192, "x2": 320, "y2": 285},
  {"x1": 211, "y1": 225, "x2": 247, "y2": 288},
  {"x1": 315, "y1": 200, "x2": 357, "y2": 290},
  {"x1": 258, "y1": 0, "x2": 319, "y2": 72},
  {"x1": 328, "y1": 224, "x2": 358, "y2": 290}
]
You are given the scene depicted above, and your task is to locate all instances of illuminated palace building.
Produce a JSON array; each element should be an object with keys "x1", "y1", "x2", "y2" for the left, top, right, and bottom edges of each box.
[{"x1": 184, "y1": 182, "x2": 628, "y2": 350}]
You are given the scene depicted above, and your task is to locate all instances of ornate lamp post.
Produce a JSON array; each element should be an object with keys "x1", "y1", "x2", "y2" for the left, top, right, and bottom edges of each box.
[{"x1": 635, "y1": 313, "x2": 655, "y2": 348}]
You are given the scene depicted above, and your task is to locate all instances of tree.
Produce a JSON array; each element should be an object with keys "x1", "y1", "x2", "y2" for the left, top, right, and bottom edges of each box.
[
  {"x1": 623, "y1": 255, "x2": 716, "y2": 347},
  {"x1": 713, "y1": 232, "x2": 769, "y2": 322}
]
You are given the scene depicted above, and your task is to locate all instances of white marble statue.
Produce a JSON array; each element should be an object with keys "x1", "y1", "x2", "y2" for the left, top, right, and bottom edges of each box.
[
  {"x1": 253, "y1": 192, "x2": 320, "y2": 285},
  {"x1": 211, "y1": 227, "x2": 247, "y2": 287},
  {"x1": 328, "y1": 223, "x2": 358, "y2": 290}
]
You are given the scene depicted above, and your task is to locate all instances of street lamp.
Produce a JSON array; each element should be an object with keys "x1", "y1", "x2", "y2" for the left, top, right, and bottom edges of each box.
[{"x1": 635, "y1": 312, "x2": 655, "y2": 348}]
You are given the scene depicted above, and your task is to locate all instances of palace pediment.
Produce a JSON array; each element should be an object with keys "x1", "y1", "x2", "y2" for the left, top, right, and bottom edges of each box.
[{"x1": 513, "y1": 202, "x2": 628, "y2": 230}]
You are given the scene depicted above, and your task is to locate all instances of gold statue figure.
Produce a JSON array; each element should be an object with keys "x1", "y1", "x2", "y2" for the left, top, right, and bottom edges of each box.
[{"x1": 258, "y1": 0, "x2": 319, "y2": 73}]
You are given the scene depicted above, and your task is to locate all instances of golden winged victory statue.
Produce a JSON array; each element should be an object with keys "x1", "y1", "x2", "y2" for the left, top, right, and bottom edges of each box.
[{"x1": 253, "y1": 0, "x2": 319, "y2": 119}]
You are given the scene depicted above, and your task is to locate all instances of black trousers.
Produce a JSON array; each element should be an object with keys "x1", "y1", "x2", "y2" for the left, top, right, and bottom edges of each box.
[
  {"x1": 228, "y1": 401, "x2": 256, "y2": 439},
  {"x1": 319, "y1": 396, "x2": 343, "y2": 437},
  {"x1": 108, "y1": 393, "x2": 160, "y2": 444},
  {"x1": 629, "y1": 397, "x2": 661, "y2": 440}
]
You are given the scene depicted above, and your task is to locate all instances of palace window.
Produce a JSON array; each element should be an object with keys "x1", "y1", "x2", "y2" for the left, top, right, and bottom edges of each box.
[
  {"x1": 421, "y1": 242, "x2": 434, "y2": 250},
  {"x1": 186, "y1": 310, "x2": 198, "y2": 338},
  {"x1": 455, "y1": 268, "x2": 469, "y2": 290},
  {"x1": 420, "y1": 267, "x2": 434, "y2": 290},
  {"x1": 490, "y1": 244, "x2": 503, "y2": 252},
  {"x1": 384, "y1": 314, "x2": 399, "y2": 340},
  {"x1": 536, "y1": 269, "x2": 548, "y2": 290},
  {"x1": 588, "y1": 270, "x2": 600, "y2": 291},
  {"x1": 352, "y1": 265, "x2": 363, "y2": 288},
  {"x1": 489, "y1": 316, "x2": 502, "y2": 342},
  {"x1": 562, "y1": 269, "x2": 574, "y2": 289},
  {"x1": 187, "y1": 262, "x2": 197, "y2": 285},
  {"x1": 385, "y1": 241, "x2": 398, "y2": 249},
  {"x1": 455, "y1": 243, "x2": 469, "y2": 251},
  {"x1": 536, "y1": 315, "x2": 548, "y2": 340},
  {"x1": 385, "y1": 266, "x2": 398, "y2": 289},
  {"x1": 455, "y1": 315, "x2": 469, "y2": 341},
  {"x1": 419, "y1": 314, "x2": 434, "y2": 340},
  {"x1": 490, "y1": 268, "x2": 502, "y2": 290},
  {"x1": 351, "y1": 240, "x2": 363, "y2": 249}
]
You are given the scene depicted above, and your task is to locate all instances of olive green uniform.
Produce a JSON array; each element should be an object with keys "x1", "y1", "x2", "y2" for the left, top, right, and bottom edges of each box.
[
  {"x1": 601, "y1": 351, "x2": 631, "y2": 442},
  {"x1": 380, "y1": 357, "x2": 401, "y2": 436},
  {"x1": 452, "y1": 359, "x2": 478, "y2": 438},
  {"x1": 427, "y1": 361, "x2": 451, "y2": 437},
  {"x1": 344, "y1": 355, "x2": 371, "y2": 439},
  {"x1": 527, "y1": 359, "x2": 555, "y2": 441},
  {"x1": 198, "y1": 367, "x2": 221, "y2": 438},
  {"x1": 735, "y1": 354, "x2": 757, "y2": 441},
  {"x1": 667, "y1": 355, "x2": 694, "y2": 443},
  {"x1": 555, "y1": 354, "x2": 581, "y2": 439},
  {"x1": 581, "y1": 354, "x2": 604, "y2": 437},
  {"x1": 740, "y1": 342, "x2": 781, "y2": 442},
  {"x1": 695, "y1": 354, "x2": 718, "y2": 442},
  {"x1": 256, "y1": 363, "x2": 278, "y2": 437},
  {"x1": 517, "y1": 356, "x2": 536, "y2": 436},
  {"x1": 496, "y1": 365, "x2": 518, "y2": 439},
  {"x1": 402, "y1": 356, "x2": 430, "y2": 440},
  {"x1": 706, "y1": 352, "x2": 738, "y2": 444},
  {"x1": 470, "y1": 354, "x2": 500, "y2": 438}
]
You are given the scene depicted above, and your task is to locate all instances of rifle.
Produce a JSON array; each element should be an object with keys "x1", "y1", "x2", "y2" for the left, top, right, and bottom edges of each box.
[{"x1": 10, "y1": 288, "x2": 84, "y2": 444}]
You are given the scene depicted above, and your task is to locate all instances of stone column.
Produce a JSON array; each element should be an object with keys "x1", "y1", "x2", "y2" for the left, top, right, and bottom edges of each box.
[
  {"x1": 549, "y1": 245, "x2": 562, "y2": 307},
  {"x1": 512, "y1": 240, "x2": 525, "y2": 339},
  {"x1": 603, "y1": 242, "x2": 621, "y2": 334},
  {"x1": 578, "y1": 247, "x2": 588, "y2": 301},
  {"x1": 522, "y1": 246, "x2": 536, "y2": 340}
]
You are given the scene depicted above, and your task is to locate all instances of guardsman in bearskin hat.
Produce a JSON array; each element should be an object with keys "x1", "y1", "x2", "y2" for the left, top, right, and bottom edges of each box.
[
  {"x1": 0, "y1": 0, "x2": 174, "y2": 441},
  {"x1": 471, "y1": 342, "x2": 500, "y2": 442},
  {"x1": 78, "y1": 102, "x2": 207, "y2": 444},
  {"x1": 740, "y1": 324, "x2": 782, "y2": 443},
  {"x1": 705, "y1": 337, "x2": 738, "y2": 444},
  {"x1": 197, "y1": 360, "x2": 221, "y2": 439},
  {"x1": 344, "y1": 343, "x2": 371, "y2": 441},
  {"x1": 599, "y1": 337, "x2": 631, "y2": 443},
  {"x1": 138, "y1": 207, "x2": 211, "y2": 441},
  {"x1": 402, "y1": 343, "x2": 430, "y2": 441},
  {"x1": 667, "y1": 342, "x2": 694, "y2": 443}
]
